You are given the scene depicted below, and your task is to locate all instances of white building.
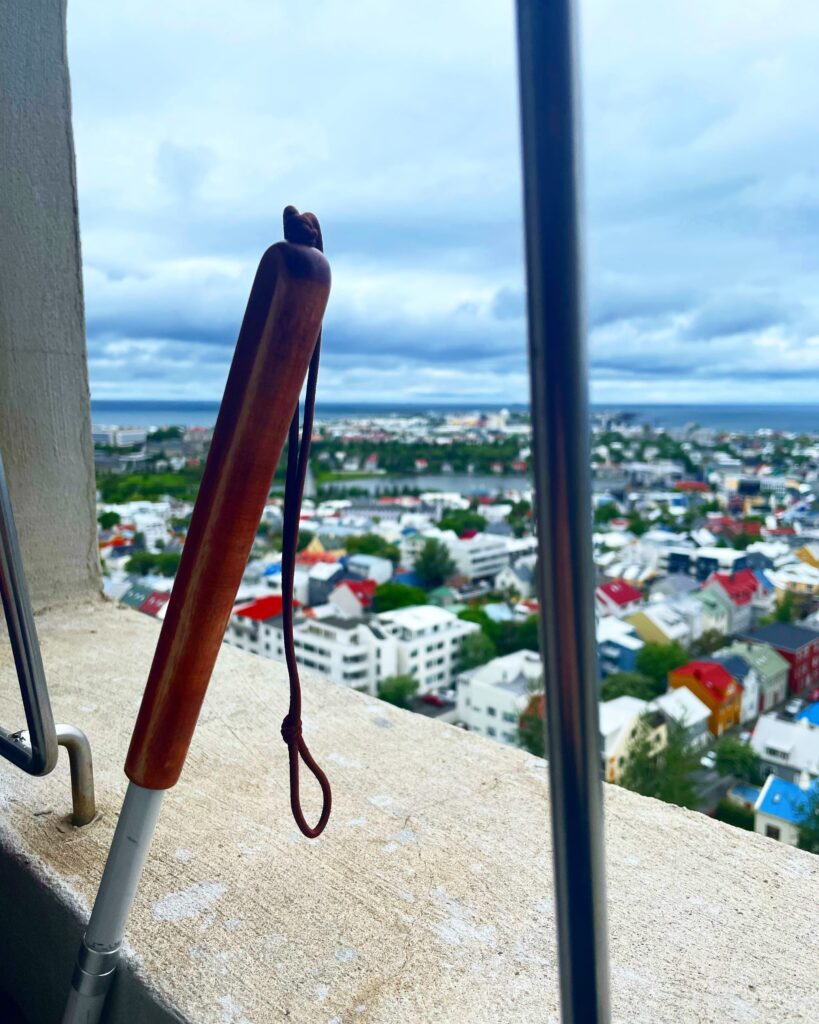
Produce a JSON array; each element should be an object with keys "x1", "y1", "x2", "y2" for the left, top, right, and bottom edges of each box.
[
  {"x1": 225, "y1": 596, "x2": 398, "y2": 696},
  {"x1": 650, "y1": 688, "x2": 712, "y2": 749},
  {"x1": 456, "y1": 650, "x2": 542, "y2": 745},
  {"x1": 750, "y1": 714, "x2": 819, "y2": 783},
  {"x1": 99, "y1": 499, "x2": 171, "y2": 552},
  {"x1": 402, "y1": 528, "x2": 510, "y2": 582},
  {"x1": 377, "y1": 605, "x2": 479, "y2": 693},
  {"x1": 345, "y1": 553, "x2": 393, "y2": 585}
]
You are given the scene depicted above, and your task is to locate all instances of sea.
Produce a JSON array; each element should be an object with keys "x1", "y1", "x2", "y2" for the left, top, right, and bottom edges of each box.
[{"x1": 90, "y1": 400, "x2": 819, "y2": 435}]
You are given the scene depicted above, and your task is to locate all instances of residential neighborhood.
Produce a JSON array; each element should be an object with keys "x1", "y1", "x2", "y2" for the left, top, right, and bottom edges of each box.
[{"x1": 96, "y1": 408, "x2": 819, "y2": 854}]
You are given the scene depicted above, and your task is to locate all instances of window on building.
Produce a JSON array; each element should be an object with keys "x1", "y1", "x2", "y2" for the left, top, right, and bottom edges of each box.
[
  {"x1": 765, "y1": 825, "x2": 780, "y2": 840},
  {"x1": 486, "y1": 707, "x2": 496, "y2": 717},
  {"x1": 487, "y1": 726, "x2": 497, "y2": 737}
]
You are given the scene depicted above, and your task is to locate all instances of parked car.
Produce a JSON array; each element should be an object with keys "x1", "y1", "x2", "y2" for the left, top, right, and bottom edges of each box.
[
  {"x1": 421, "y1": 693, "x2": 447, "y2": 707},
  {"x1": 700, "y1": 750, "x2": 717, "y2": 770}
]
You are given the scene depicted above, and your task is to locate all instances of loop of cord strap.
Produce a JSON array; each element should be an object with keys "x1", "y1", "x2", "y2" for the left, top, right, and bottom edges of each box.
[{"x1": 279, "y1": 207, "x2": 332, "y2": 838}]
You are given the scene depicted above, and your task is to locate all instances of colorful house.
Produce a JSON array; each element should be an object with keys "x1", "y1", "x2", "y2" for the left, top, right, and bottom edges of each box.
[
  {"x1": 754, "y1": 775, "x2": 818, "y2": 847},
  {"x1": 668, "y1": 660, "x2": 742, "y2": 737},
  {"x1": 702, "y1": 569, "x2": 759, "y2": 633},
  {"x1": 717, "y1": 640, "x2": 789, "y2": 712},
  {"x1": 626, "y1": 600, "x2": 691, "y2": 647},
  {"x1": 693, "y1": 585, "x2": 733, "y2": 635},
  {"x1": 737, "y1": 623, "x2": 819, "y2": 695},
  {"x1": 595, "y1": 579, "x2": 643, "y2": 619}
]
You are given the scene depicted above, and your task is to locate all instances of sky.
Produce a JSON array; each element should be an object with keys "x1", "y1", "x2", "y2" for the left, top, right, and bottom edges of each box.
[{"x1": 67, "y1": 1, "x2": 819, "y2": 406}]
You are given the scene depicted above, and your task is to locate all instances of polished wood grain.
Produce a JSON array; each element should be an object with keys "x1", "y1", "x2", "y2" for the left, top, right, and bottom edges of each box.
[{"x1": 125, "y1": 240, "x2": 331, "y2": 790}]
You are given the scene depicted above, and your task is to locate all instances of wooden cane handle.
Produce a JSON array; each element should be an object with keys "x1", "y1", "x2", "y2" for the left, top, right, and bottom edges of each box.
[{"x1": 125, "y1": 240, "x2": 331, "y2": 789}]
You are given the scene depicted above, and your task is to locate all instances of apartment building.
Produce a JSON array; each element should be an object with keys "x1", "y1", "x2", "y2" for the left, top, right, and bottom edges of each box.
[
  {"x1": 225, "y1": 596, "x2": 398, "y2": 695},
  {"x1": 377, "y1": 605, "x2": 479, "y2": 693},
  {"x1": 456, "y1": 650, "x2": 543, "y2": 745},
  {"x1": 401, "y1": 527, "x2": 510, "y2": 582}
]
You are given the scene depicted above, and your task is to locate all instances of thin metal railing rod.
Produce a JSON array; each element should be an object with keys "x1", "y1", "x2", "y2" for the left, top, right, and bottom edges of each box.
[{"x1": 513, "y1": 2, "x2": 611, "y2": 1022}]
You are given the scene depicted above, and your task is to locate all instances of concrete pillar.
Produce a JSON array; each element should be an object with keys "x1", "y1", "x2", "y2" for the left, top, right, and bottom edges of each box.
[{"x1": 0, "y1": 0, "x2": 100, "y2": 609}]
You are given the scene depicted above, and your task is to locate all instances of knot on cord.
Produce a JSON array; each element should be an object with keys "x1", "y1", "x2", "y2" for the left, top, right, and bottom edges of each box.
[{"x1": 280, "y1": 715, "x2": 302, "y2": 747}]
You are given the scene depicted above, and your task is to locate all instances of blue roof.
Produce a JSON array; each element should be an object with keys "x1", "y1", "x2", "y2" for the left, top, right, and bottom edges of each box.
[
  {"x1": 753, "y1": 569, "x2": 774, "y2": 591},
  {"x1": 756, "y1": 776, "x2": 818, "y2": 825},
  {"x1": 714, "y1": 654, "x2": 750, "y2": 682},
  {"x1": 731, "y1": 783, "x2": 761, "y2": 804},
  {"x1": 797, "y1": 702, "x2": 819, "y2": 727},
  {"x1": 263, "y1": 564, "x2": 282, "y2": 577},
  {"x1": 393, "y1": 571, "x2": 422, "y2": 587}
]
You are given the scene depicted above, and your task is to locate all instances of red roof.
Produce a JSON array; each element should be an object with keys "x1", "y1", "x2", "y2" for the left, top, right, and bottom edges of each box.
[
  {"x1": 673, "y1": 661, "x2": 736, "y2": 703},
  {"x1": 459, "y1": 528, "x2": 479, "y2": 540},
  {"x1": 335, "y1": 578, "x2": 376, "y2": 609},
  {"x1": 139, "y1": 591, "x2": 170, "y2": 617},
  {"x1": 235, "y1": 595, "x2": 297, "y2": 621},
  {"x1": 295, "y1": 550, "x2": 339, "y2": 566},
  {"x1": 597, "y1": 579, "x2": 642, "y2": 606},
  {"x1": 675, "y1": 481, "x2": 710, "y2": 492},
  {"x1": 709, "y1": 569, "x2": 759, "y2": 606}
]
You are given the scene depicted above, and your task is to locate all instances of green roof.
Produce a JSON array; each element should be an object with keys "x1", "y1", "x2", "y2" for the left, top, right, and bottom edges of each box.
[
  {"x1": 695, "y1": 585, "x2": 733, "y2": 614},
  {"x1": 120, "y1": 583, "x2": 152, "y2": 609},
  {"x1": 720, "y1": 640, "x2": 789, "y2": 685}
]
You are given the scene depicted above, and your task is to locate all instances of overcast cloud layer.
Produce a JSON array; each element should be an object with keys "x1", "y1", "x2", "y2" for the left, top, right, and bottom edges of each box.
[{"x1": 67, "y1": 1, "x2": 819, "y2": 405}]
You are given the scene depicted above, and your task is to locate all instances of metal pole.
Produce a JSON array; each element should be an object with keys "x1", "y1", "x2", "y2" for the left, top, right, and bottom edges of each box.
[
  {"x1": 62, "y1": 782, "x2": 164, "y2": 1024},
  {"x1": 513, "y1": 2, "x2": 611, "y2": 1022}
]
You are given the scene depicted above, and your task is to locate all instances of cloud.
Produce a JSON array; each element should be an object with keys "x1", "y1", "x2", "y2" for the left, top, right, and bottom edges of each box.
[{"x1": 67, "y1": 0, "x2": 819, "y2": 403}]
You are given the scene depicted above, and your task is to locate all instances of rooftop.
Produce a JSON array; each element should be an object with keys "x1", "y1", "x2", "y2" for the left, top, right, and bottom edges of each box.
[
  {"x1": 740, "y1": 622, "x2": 819, "y2": 652},
  {"x1": 4, "y1": 601, "x2": 817, "y2": 1022},
  {"x1": 235, "y1": 594, "x2": 289, "y2": 621},
  {"x1": 755, "y1": 775, "x2": 818, "y2": 825},
  {"x1": 597, "y1": 579, "x2": 643, "y2": 606},
  {"x1": 671, "y1": 661, "x2": 737, "y2": 702}
]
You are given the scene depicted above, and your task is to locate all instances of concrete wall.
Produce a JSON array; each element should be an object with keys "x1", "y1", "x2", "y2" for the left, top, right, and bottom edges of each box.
[{"x1": 0, "y1": 0, "x2": 100, "y2": 610}]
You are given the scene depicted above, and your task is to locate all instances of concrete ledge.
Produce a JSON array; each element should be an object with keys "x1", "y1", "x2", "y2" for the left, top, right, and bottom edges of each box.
[{"x1": 1, "y1": 600, "x2": 817, "y2": 1023}]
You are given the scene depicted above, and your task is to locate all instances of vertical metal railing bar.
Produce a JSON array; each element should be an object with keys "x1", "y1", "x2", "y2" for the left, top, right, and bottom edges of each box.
[
  {"x1": 0, "y1": 453, "x2": 59, "y2": 776},
  {"x1": 513, "y1": 2, "x2": 611, "y2": 1022}
]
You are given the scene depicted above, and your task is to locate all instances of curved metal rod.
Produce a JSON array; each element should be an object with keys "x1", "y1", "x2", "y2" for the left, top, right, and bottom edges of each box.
[{"x1": 56, "y1": 724, "x2": 96, "y2": 827}]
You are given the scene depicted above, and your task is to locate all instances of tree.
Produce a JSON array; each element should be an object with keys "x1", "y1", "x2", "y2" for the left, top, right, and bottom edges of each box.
[
  {"x1": 517, "y1": 697, "x2": 546, "y2": 757},
  {"x1": 414, "y1": 539, "x2": 456, "y2": 588},
  {"x1": 345, "y1": 533, "x2": 400, "y2": 565},
  {"x1": 377, "y1": 674, "x2": 419, "y2": 710},
  {"x1": 620, "y1": 718, "x2": 699, "y2": 809},
  {"x1": 124, "y1": 551, "x2": 181, "y2": 578},
  {"x1": 97, "y1": 511, "x2": 121, "y2": 530},
  {"x1": 714, "y1": 737, "x2": 760, "y2": 783},
  {"x1": 713, "y1": 799, "x2": 754, "y2": 831},
  {"x1": 774, "y1": 591, "x2": 796, "y2": 624},
  {"x1": 627, "y1": 513, "x2": 649, "y2": 537},
  {"x1": 689, "y1": 629, "x2": 726, "y2": 657},
  {"x1": 438, "y1": 509, "x2": 488, "y2": 534},
  {"x1": 374, "y1": 582, "x2": 428, "y2": 612},
  {"x1": 460, "y1": 631, "x2": 497, "y2": 671},
  {"x1": 797, "y1": 786, "x2": 819, "y2": 854},
  {"x1": 296, "y1": 530, "x2": 314, "y2": 552},
  {"x1": 593, "y1": 503, "x2": 621, "y2": 526},
  {"x1": 635, "y1": 642, "x2": 689, "y2": 689},
  {"x1": 601, "y1": 671, "x2": 659, "y2": 702}
]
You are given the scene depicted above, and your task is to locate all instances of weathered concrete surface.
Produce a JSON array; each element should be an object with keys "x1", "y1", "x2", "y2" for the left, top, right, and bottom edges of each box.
[
  {"x1": 1, "y1": 601, "x2": 817, "y2": 1023},
  {"x1": 0, "y1": 0, "x2": 100, "y2": 610}
]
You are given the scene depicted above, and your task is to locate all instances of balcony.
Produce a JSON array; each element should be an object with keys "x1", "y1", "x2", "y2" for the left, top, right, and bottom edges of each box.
[{"x1": 1, "y1": 599, "x2": 817, "y2": 1023}]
